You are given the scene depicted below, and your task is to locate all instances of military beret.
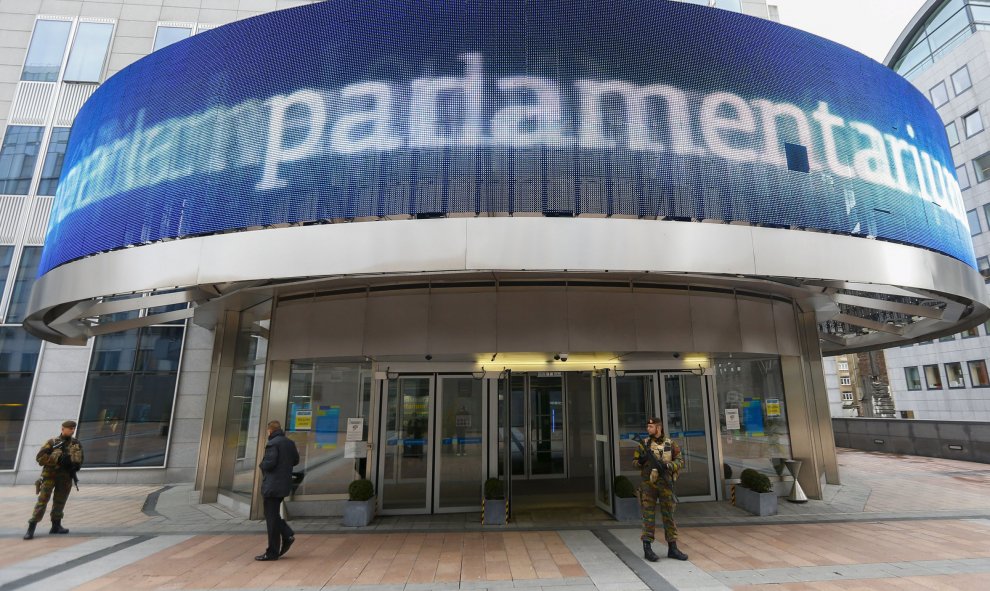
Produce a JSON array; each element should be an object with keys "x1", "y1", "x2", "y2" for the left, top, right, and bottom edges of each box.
[{"x1": 61, "y1": 420, "x2": 77, "y2": 429}]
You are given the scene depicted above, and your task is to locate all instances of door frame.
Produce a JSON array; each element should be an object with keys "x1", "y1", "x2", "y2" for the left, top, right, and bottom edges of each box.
[
  {"x1": 591, "y1": 369, "x2": 614, "y2": 514},
  {"x1": 608, "y1": 371, "x2": 662, "y2": 491},
  {"x1": 432, "y1": 374, "x2": 489, "y2": 513},
  {"x1": 659, "y1": 372, "x2": 718, "y2": 502},
  {"x1": 376, "y1": 374, "x2": 436, "y2": 515}
]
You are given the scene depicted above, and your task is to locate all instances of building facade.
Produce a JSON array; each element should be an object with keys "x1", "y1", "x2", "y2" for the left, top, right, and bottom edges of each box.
[
  {"x1": 885, "y1": 0, "x2": 990, "y2": 421},
  {"x1": 1, "y1": 0, "x2": 985, "y2": 521}
]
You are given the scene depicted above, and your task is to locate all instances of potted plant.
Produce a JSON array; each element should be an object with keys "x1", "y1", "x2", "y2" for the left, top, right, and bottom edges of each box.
[
  {"x1": 342, "y1": 479, "x2": 376, "y2": 526},
  {"x1": 736, "y1": 468, "x2": 778, "y2": 516},
  {"x1": 613, "y1": 475, "x2": 640, "y2": 522},
  {"x1": 483, "y1": 477, "x2": 507, "y2": 525}
]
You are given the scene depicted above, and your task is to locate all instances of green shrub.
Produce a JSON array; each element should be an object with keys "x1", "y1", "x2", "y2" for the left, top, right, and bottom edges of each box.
[
  {"x1": 614, "y1": 475, "x2": 636, "y2": 498},
  {"x1": 739, "y1": 468, "x2": 773, "y2": 494},
  {"x1": 348, "y1": 479, "x2": 374, "y2": 501},
  {"x1": 484, "y1": 478, "x2": 505, "y2": 500}
]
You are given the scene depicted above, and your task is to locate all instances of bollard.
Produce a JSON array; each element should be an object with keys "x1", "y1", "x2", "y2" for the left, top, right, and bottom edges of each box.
[{"x1": 730, "y1": 484, "x2": 736, "y2": 505}]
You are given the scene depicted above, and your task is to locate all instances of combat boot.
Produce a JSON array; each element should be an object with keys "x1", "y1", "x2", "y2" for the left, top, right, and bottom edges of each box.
[
  {"x1": 23, "y1": 522, "x2": 36, "y2": 540},
  {"x1": 642, "y1": 540, "x2": 659, "y2": 562},
  {"x1": 49, "y1": 520, "x2": 69, "y2": 534},
  {"x1": 667, "y1": 541, "x2": 688, "y2": 561}
]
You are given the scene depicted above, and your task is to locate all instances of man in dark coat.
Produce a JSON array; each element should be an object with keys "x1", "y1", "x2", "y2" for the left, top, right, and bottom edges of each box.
[{"x1": 256, "y1": 420, "x2": 300, "y2": 561}]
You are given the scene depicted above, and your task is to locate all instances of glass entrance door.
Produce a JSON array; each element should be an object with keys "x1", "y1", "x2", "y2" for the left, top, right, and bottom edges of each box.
[
  {"x1": 378, "y1": 376, "x2": 433, "y2": 513},
  {"x1": 662, "y1": 374, "x2": 715, "y2": 500},
  {"x1": 434, "y1": 376, "x2": 485, "y2": 512},
  {"x1": 505, "y1": 374, "x2": 567, "y2": 480},
  {"x1": 612, "y1": 373, "x2": 660, "y2": 483}
]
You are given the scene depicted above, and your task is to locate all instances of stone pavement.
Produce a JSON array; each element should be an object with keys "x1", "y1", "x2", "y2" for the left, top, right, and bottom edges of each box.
[{"x1": 0, "y1": 449, "x2": 989, "y2": 590}]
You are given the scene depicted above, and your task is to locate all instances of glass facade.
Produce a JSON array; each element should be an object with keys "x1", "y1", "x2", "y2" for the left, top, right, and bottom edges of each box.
[
  {"x1": 285, "y1": 361, "x2": 372, "y2": 497},
  {"x1": 62, "y1": 22, "x2": 113, "y2": 83},
  {"x1": 893, "y1": 1, "x2": 990, "y2": 80},
  {"x1": 37, "y1": 128, "x2": 71, "y2": 197},
  {"x1": 77, "y1": 325, "x2": 183, "y2": 467},
  {"x1": 153, "y1": 26, "x2": 192, "y2": 51},
  {"x1": 0, "y1": 126, "x2": 44, "y2": 196},
  {"x1": 5, "y1": 247, "x2": 42, "y2": 324},
  {"x1": 0, "y1": 327, "x2": 42, "y2": 469},
  {"x1": 20, "y1": 19, "x2": 72, "y2": 82},
  {"x1": 218, "y1": 300, "x2": 271, "y2": 497},
  {"x1": 714, "y1": 358, "x2": 792, "y2": 480}
]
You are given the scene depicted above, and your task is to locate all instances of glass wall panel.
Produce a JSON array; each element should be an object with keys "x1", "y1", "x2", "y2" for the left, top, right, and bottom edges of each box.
[
  {"x1": 21, "y1": 19, "x2": 72, "y2": 82},
  {"x1": 0, "y1": 327, "x2": 42, "y2": 469},
  {"x1": 0, "y1": 127, "x2": 44, "y2": 196},
  {"x1": 436, "y1": 376, "x2": 484, "y2": 509},
  {"x1": 0, "y1": 246, "x2": 13, "y2": 305},
  {"x1": 714, "y1": 358, "x2": 792, "y2": 480},
  {"x1": 614, "y1": 374, "x2": 655, "y2": 481},
  {"x1": 62, "y1": 22, "x2": 113, "y2": 82},
  {"x1": 284, "y1": 361, "x2": 372, "y2": 496},
  {"x1": 37, "y1": 128, "x2": 71, "y2": 196},
  {"x1": 5, "y1": 247, "x2": 42, "y2": 324},
  {"x1": 218, "y1": 300, "x2": 271, "y2": 497},
  {"x1": 904, "y1": 366, "x2": 922, "y2": 390}
]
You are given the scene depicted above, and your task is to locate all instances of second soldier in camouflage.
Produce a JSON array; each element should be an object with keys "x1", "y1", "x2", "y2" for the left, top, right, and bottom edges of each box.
[{"x1": 23, "y1": 420, "x2": 84, "y2": 540}]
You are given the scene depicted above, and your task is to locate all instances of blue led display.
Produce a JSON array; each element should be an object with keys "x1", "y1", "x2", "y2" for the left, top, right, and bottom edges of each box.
[{"x1": 40, "y1": 0, "x2": 974, "y2": 275}]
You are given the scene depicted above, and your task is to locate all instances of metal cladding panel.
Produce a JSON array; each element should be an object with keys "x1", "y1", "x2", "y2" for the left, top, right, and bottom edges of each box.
[{"x1": 41, "y1": 0, "x2": 973, "y2": 278}]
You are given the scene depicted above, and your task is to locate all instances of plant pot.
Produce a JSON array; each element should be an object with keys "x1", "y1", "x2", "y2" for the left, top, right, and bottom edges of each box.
[
  {"x1": 483, "y1": 499, "x2": 506, "y2": 525},
  {"x1": 736, "y1": 486, "x2": 778, "y2": 516},
  {"x1": 614, "y1": 496, "x2": 640, "y2": 522},
  {"x1": 342, "y1": 497, "x2": 376, "y2": 527}
]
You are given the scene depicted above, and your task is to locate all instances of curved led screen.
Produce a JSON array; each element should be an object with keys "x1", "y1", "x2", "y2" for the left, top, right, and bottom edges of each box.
[{"x1": 41, "y1": 0, "x2": 972, "y2": 275}]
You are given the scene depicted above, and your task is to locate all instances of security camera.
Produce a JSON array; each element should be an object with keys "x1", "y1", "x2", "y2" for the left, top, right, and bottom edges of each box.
[
  {"x1": 559, "y1": 352, "x2": 569, "y2": 362},
  {"x1": 425, "y1": 354, "x2": 433, "y2": 361},
  {"x1": 672, "y1": 352, "x2": 681, "y2": 359}
]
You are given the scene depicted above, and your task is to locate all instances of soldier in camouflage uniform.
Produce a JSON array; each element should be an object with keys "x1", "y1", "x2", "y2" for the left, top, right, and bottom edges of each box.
[
  {"x1": 23, "y1": 420, "x2": 83, "y2": 540},
  {"x1": 632, "y1": 417, "x2": 688, "y2": 562}
]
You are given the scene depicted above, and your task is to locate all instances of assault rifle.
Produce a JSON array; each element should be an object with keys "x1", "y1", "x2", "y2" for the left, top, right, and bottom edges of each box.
[
  {"x1": 51, "y1": 439, "x2": 80, "y2": 491},
  {"x1": 638, "y1": 439, "x2": 677, "y2": 501}
]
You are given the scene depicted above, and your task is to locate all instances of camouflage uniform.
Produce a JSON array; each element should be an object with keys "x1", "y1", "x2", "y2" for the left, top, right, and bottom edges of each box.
[
  {"x1": 30, "y1": 435, "x2": 83, "y2": 525},
  {"x1": 632, "y1": 433, "x2": 684, "y2": 543}
]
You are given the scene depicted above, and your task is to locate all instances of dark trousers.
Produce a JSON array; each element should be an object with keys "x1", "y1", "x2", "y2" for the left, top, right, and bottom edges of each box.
[{"x1": 263, "y1": 496, "x2": 294, "y2": 557}]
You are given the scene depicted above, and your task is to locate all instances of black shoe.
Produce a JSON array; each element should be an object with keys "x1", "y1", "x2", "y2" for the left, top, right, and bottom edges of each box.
[
  {"x1": 278, "y1": 536, "x2": 294, "y2": 557},
  {"x1": 642, "y1": 540, "x2": 660, "y2": 562},
  {"x1": 254, "y1": 553, "x2": 278, "y2": 561},
  {"x1": 667, "y1": 541, "x2": 688, "y2": 561},
  {"x1": 49, "y1": 521, "x2": 69, "y2": 535},
  {"x1": 23, "y1": 522, "x2": 36, "y2": 540}
]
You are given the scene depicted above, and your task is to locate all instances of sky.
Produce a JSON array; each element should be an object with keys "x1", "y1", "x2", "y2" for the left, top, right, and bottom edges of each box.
[{"x1": 773, "y1": 0, "x2": 929, "y2": 64}]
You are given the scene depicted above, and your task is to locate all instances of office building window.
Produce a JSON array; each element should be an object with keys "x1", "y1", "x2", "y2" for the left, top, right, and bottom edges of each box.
[
  {"x1": 930, "y1": 81, "x2": 949, "y2": 107},
  {"x1": 77, "y1": 325, "x2": 184, "y2": 467},
  {"x1": 946, "y1": 121, "x2": 960, "y2": 146},
  {"x1": 985, "y1": 204, "x2": 990, "y2": 235},
  {"x1": 939, "y1": 333, "x2": 957, "y2": 342},
  {"x1": 969, "y1": 360, "x2": 990, "y2": 387},
  {"x1": 979, "y1": 257, "x2": 990, "y2": 281},
  {"x1": 153, "y1": 26, "x2": 192, "y2": 51},
  {"x1": 968, "y1": 209, "x2": 982, "y2": 235},
  {"x1": 924, "y1": 364, "x2": 943, "y2": 390},
  {"x1": 4, "y1": 247, "x2": 42, "y2": 324},
  {"x1": 841, "y1": 392, "x2": 853, "y2": 401},
  {"x1": 62, "y1": 22, "x2": 114, "y2": 83},
  {"x1": 976, "y1": 152, "x2": 990, "y2": 182},
  {"x1": 900, "y1": 410, "x2": 915, "y2": 419},
  {"x1": 965, "y1": 109, "x2": 984, "y2": 137},
  {"x1": 0, "y1": 327, "x2": 42, "y2": 469},
  {"x1": 0, "y1": 126, "x2": 44, "y2": 195},
  {"x1": 962, "y1": 326, "x2": 980, "y2": 338},
  {"x1": 952, "y1": 65, "x2": 972, "y2": 94},
  {"x1": 37, "y1": 128, "x2": 70, "y2": 196},
  {"x1": 0, "y1": 246, "x2": 13, "y2": 305},
  {"x1": 837, "y1": 361, "x2": 848, "y2": 370},
  {"x1": 945, "y1": 362, "x2": 965, "y2": 388},
  {"x1": 957, "y1": 164, "x2": 971, "y2": 189},
  {"x1": 904, "y1": 367, "x2": 922, "y2": 391},
  {"x1": 839, "y1": 376, "x2": 851, "y2": 386},
  {"x1": 21, "y1": 19, "x2": 72, "y2": 82}
]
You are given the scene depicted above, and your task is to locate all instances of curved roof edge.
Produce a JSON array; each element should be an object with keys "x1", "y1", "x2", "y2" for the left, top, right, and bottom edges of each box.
[{"x1": 884, "y1": 0, "x2": 950, "y2": 67}]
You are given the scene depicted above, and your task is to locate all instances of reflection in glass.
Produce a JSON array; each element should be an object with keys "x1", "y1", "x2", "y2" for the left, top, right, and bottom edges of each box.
[
  {"x1": 437, "y1": 377, "x2": 483, "y2": 509},
  {"x1": 614, "y1": 374, "x2": 654, "y2": 481},
  {"x1": 153, "y1": 26, "x2": 192, "y2": 51},
  {"x1": 21, "y1": 20, "x2": 71, "y2": 82},
  {"x1": 218, "y1": 300, "x2": 271, "y2": 497},
  {"x1": 37, "y1": 128, "x2": 71, "y2": 196},
  {"x1": 63, "y1": 22, "x2": 114, "y2": 82},
  {"x1": 6, "y1": 247, "x2": 42, "y2": 324},
  {"x1": 530, "y1": 376, "x2": 565, "y2": 476},
  {"x1": 0, "y1": 327, "x2": 42, "y2": 469},
  {"x1": 0, "y1": 126, "x2": 44, "y2": 196},
  {"x1": 381, "y1": 376, "x2": 432, "y2": 511},
  {"x1": 284, "y1": 361, "x2": 372, "y2": 496},
  {"x1": 0, "y1": 247, "x2": 13, "y2": 301},
  {"x1": 714, "y1": 358, "x2": 791, "y2": 480},
  {"x1": 664, "y1": 374, "x2": 711, "y2": 497}
]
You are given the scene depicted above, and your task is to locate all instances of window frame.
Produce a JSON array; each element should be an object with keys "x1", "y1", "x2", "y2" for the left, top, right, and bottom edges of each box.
[
  {"x1": 904, "y1": 366, "x2": 923, "y2": 391},
  {"x1": 968, "y1": 359, "x2": 990, "y2": 387},
  {"x1": 958, "y1": 163, "x2": 972, "y2": 189},
  {"x1": 61, "y1": 19, "x2": 115, "y2": 84},
  {"x1": 152, "y1": 23, "x2": 194, "y2": 52},
  {"x1": 930, "y1": 80, "x2": 950, "y2": 107},
  {"x1": 923, "y1": 364, "x2": 943, "y2": 390},
  {"x1": 944, "y1": 361, "x2": 966, "y2": 389},
  {"x1": 951, "y1": 64, "x2": 973, "y2": 95},
  {"x1": 974, "y1": 152, "x2": 990, "y2": 183},
  {"x1": 964, "y1": 109, "x2": 984, "y2": 137},
  {"x1": 20, "y1": 17, "x2": 73, "y2": 83},
  {"x1": 946, "y1": 120, "x2": 960, "y2": 146},
  {"x1": 968, "y1": 208, "x2": 982, "y2": 235},
  {"x1": 839, "y1": 376, "x2": 851, "y2": 386}
]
